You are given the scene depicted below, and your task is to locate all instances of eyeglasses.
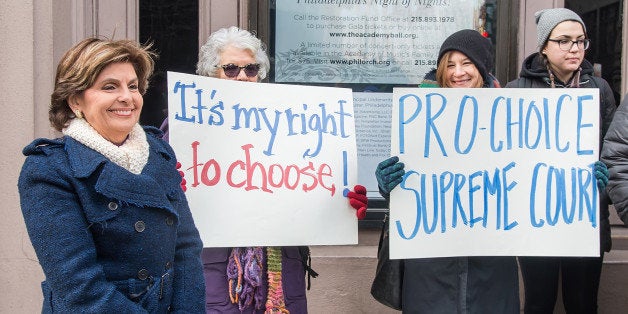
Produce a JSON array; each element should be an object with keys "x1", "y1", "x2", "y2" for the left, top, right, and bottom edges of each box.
[
  {"x1": 547, "y1": 38, "x2": 590, "y2": 51},
  {"x1": 218, "y1": 63, "x2": 260, "y2": 78}
]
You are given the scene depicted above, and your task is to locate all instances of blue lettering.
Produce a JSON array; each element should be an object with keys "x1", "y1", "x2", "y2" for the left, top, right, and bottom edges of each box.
[
  {"x1": 501, "y1": 162, "x2": 518, "y2": 230},
  {"x1": 398, "y1": 94, "x2": 422, "y2": 154},
  {"x1": 577, "y1": 95, "x2": 594, "y2": 155},
  {"x1": 393, "y1": 164, "x2": 517, "y2": 236},
  {"x1": 425, "y1": 93, "x2": 448, "y2": 157},
  {"x1": 454, "y1": 95, "x2": 478, "y2": 154},
  {"x1": 530, "y1": 163, "x2": 546, "y2": 227},
  {"x1": 555, "y1": 95, "x2": 570, "y2": 152},
  {"x1": 524, "y1": 101, "x2": 542, "y2": 149},
  {"x1": 397, "y1": 171, "x2": 424, "y2": 239},
  {"x1": 173, "y1": 81, "x2": 197, "y2": 122},
  {"x1": 468, "y1": 170, "x2": 483, "y2": 227},
  {"x1": 530, "y1": 162, "x2": 598, "y2": 228}
]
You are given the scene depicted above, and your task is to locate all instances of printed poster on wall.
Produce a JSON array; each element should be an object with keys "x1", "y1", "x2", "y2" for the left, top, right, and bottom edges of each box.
[
  {"x1": 389, "y1": 88, "x2": 601, "y2": 259},
  {"x1": 274, "y1": 0, "x2": 482, "y2": 84},
  {"x1": 167, "y1": 72, "x2": 359, "y2": 247},
  {"x1": 353, "y1": 92, "x2": 393, "y2": 197}
]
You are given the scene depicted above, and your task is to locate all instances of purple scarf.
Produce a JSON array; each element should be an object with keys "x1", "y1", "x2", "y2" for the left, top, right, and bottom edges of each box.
[{"x1": 227, "y1": 247, "x2": 266, "y2": 311}]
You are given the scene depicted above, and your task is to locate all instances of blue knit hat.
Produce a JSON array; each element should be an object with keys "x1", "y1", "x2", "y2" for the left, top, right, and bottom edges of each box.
[{"x1": 535, "y1": 8, "x2": 586, "y2": 48}]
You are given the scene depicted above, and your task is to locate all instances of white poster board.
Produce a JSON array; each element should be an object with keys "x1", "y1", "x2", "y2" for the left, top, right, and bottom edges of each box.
[
  {"x1": 389, "y1": 88, "x2": 601, "y2": 258},
  {"x1": 167, "y1": 72, "x2": 358, "y2": 247}
]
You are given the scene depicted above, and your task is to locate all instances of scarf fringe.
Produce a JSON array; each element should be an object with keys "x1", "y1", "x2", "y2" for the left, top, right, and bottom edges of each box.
[
  {"x1": 228, "y1": 247, "x2": 266, "y2": 311},
  {"x1": 265, "y1": 247, "x2": 289, "y2": 314}
]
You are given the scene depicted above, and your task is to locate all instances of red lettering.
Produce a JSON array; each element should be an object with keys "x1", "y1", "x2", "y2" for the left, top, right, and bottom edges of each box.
[
  {"x1": 284, "y1": 165, "x2": 300, "y2": 190},
  {"x1": 201, "y1": 160, "x2": 220, "y2": 186},
  {"x1": 227, "y1": 160, "x2": 246, "y2": 188},
  {"x1": 190, "y1": 141, "x2": 202, "y2": 187},
  {"x1": 187, "y1": 142, "x2": 336, "y2": 195},
  {"x1": 268, "y1": 164, "x2": 284, "y2": 188},
  {"x1": 318, "y1": 164, "x2": 335, "y2": 196},
  {"x1": 241, "y1": 144, "x2": 272, "y2": 192},
  {"x1": 299, "y1": 162, "x2": 317, "y2": 192}
]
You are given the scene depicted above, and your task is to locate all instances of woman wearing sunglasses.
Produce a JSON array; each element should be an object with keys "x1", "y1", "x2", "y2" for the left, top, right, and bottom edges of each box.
[
  {"x1": 505, "y1": 8, "x2": 616, "y2": 313},
  {"x1": 196, "y1": 28, "x2": 268, "y2": 82},
  {"x1": 161, "y1": 26, "x2": 368, "y2": 313}
]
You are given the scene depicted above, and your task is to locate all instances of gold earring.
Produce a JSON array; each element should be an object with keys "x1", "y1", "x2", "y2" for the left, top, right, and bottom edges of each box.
[{"x1": 75, "y1": 110, "x2": 83, "y2": 119}]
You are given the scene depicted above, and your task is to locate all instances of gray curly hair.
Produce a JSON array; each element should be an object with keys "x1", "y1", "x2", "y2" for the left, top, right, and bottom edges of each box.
[{"x1": 196, "y1": 26, "x2": 270, "y2": 80}]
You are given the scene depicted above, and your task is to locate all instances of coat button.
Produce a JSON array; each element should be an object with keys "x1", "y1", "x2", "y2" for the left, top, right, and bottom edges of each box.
[
  {"x1": 138, "y1": 268, "x2": 149, "y2": 280},
  {"x1": 134, "y1": 221, "x2": 146, "y2": 232},
  {"x1": 107, "y1": 202, "x2": 118, "y2": 211},
  {"x1": 165, "y1": 261, "x2": 173, "y2": 270},
  {"x1": 165, "y1": 216, "x2": 174, "y2": 226}
]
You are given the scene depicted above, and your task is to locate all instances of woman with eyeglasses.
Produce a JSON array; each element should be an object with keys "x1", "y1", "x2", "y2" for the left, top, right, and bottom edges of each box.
[
  {"x1": 505, "y1": 8, "x2": 616, "y2": 314},
  {"x1": 161, "y1": 26, "x2": 368, "y2": 314}
]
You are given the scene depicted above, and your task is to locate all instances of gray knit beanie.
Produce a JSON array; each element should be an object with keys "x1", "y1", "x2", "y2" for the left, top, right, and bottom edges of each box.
[{"x1": 535, "y1": 8, "x2": 586, "y2": 48}]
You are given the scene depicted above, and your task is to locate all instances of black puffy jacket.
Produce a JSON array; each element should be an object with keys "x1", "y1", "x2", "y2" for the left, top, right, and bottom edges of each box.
[{"x1": 601, "y1": 94, "x2": 628, "y2": 227}]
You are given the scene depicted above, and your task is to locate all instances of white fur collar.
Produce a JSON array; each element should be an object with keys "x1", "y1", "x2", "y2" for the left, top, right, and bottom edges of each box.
[{"x1": 63, "y1": 118, "x2": 149, "y2": 174}]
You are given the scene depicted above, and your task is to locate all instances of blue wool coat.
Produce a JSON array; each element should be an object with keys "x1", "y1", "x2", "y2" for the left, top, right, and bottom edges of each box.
[{"x1": 18, "y1": 127, "x2": 205, "y2": 313}]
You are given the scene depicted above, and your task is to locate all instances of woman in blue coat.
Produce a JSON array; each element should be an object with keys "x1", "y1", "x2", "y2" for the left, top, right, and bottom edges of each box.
[{"x1": 18, "y1": 37, "x2": 205, "y2": 313}]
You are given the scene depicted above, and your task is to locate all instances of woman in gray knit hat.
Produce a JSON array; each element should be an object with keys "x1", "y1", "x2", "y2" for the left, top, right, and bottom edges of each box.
[{"x1": 505, "y1": 8, "x2": 616, "y2": 314}]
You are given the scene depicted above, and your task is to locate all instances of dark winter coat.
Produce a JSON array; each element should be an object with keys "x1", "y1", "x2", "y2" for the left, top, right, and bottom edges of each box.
[
  {"x1": 506, "y1": 52, "x2": 617, "y2": 252},
  {"x1": 601, "y1": 94, "x2": 628, "y2": 226},
  {"x1": 18, "y1": 127, "x2": 205, "y2": 313}
]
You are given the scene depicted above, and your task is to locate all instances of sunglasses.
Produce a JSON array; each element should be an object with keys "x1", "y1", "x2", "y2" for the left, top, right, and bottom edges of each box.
[{"x1": 219, "y1": 63, "x2": 260, "y2": 78}]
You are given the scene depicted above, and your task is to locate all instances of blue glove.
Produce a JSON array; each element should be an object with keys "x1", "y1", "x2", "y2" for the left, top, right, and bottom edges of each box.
[
  {"x1": 594, "y1": 161, "x2": 609, "y2": 190},
  {"x1": 375, "y1": 156, "x2": 405, "y2": 195}
]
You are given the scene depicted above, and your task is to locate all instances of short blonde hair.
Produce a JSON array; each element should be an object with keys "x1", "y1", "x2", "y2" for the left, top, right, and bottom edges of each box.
[
  {"x1": 436, "y1": 51, "x2": 484, "y2": 88},
  {"x1": 49, "y1": 37, "x2": 156, "y2": 131}
]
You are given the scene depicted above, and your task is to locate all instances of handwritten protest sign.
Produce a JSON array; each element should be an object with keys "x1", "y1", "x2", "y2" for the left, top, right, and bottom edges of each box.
[
  {"x1": 389, "y1": 88, "x2": 601, "y2": 259},
  {"x1": 167, "y1": 72, "x2": 358, "y2": 247}
]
